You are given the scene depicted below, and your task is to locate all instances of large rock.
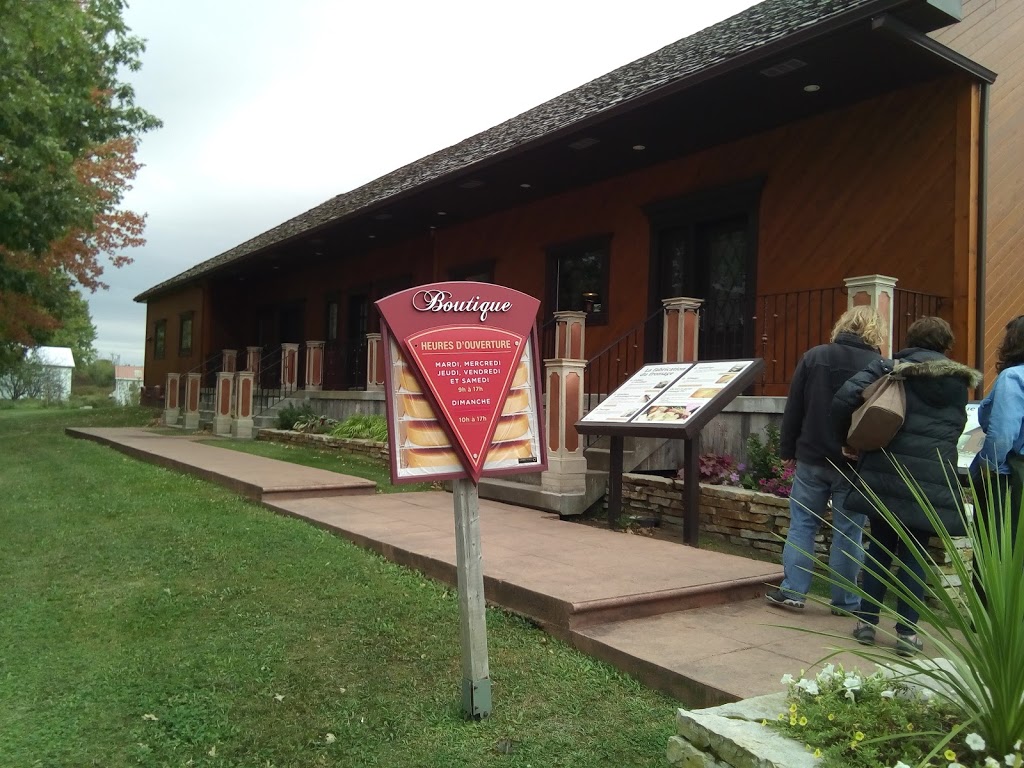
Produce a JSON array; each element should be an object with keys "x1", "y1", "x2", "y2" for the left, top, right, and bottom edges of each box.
[{"x1": 670, "y1": 693, "x2": 818, "y2": 768}]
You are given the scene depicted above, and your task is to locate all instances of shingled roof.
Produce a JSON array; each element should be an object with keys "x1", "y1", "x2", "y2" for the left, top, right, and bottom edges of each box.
[{"x1": 136, "y1": 0, "x2": 899, "y2": 302}]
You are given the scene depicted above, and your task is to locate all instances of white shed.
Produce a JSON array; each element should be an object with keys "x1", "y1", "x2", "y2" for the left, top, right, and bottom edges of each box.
[
  {"x1": 32, "y1": 346, "x2": 76, "y2": 402},
  {"x1": 113, "y1": 365, "x2": 144, "y2": 406}
]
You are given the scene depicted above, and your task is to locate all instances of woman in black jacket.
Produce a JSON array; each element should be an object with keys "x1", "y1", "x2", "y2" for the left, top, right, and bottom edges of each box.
[{"x1": 832, "y1": 317, "x2": 981, "y2": 657}]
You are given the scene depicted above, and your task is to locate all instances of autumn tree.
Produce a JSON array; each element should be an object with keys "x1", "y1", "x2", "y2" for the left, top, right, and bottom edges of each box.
[{"x1": 0, "y1": 0, "x2": 159, "y2": 347}]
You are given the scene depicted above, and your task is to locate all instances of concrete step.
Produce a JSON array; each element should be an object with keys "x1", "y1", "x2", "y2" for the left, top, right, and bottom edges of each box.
[
  {"x1": 478, "y1": 470, "x2": 606, "y2": 516},
  {"x1": 584, "y1": 446, "x2": 637, "y2": 472}
]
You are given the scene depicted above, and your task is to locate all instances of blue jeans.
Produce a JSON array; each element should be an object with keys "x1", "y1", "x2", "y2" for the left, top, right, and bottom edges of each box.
[{"x1": 779, "y1": 461, "x2": 866, "y2": 610}]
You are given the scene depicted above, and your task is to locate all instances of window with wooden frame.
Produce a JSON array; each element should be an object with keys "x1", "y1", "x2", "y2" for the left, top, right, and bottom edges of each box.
[
  {"x1": 325, "y1": 298, "x2": 339, "y2": 342},
  {"x1": 545, "y1": 235, "x2": 611, "y2": 325},
  {"x1": 154, "y1": 319, "x2": 167, "y2": 360},
  {"x1": 178, "y1": 311, "x2": 194, "y2": 357},
  {"x1": 448, "y1": 259, "x2": 495, "y2": 283}
]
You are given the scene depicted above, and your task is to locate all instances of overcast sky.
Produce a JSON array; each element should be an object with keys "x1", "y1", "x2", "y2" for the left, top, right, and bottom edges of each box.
[{"x1": 92, "y1": 0, "x2": 760, "y2": 364}]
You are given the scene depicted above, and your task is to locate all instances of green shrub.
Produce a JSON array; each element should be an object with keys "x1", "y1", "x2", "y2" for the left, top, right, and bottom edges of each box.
[
  {"x1": 276, "y1": 402, "x2": 316, "y2": 430},
  {"x1": 329, "y1": 414, "x2": 389, "y2": 443},
  {"x1": 293, "y1": 415, "x2": 338, "y2": 434}
]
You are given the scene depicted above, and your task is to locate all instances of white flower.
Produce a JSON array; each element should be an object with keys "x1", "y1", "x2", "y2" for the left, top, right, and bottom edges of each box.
[
  {"x1": 949, "y1": 763, "x2": 965, "y2": 768},
  {"x1": 966, "y1": 733, "x2": 986, "y2": 752},
  {"x1": 843, "y1": 674, "x2": 862, "y2": 692},
  {"x1": 845, "y1": 688, "x2": 857, "y2": 702},
  {"x1": 796, "y1": 679, "x2": 820, "y2": 696},
  {"x1": 1016, "y1": 741, "x2": 1022, "y2": 751},
  {"x1": 816, "y1": 663, "x2": 835, "y2": 682},
  {"x1": 894, "y1": 762, "x2": 912, "y2": 768},
  {"x1": 325, "y1": 733, "x2": 336, "y2": 744},
  {"x1": 780, "y1": 673, "x2": 795, "y2": 685},
  {"x1": 985, "y1": 759, "x2": 1000, "y2": 768},
  {"x1": 880, "y1": 689, "x2": 895, "y2": 699},
  {"x1": 1006, "y1": 756, "x2": 1017, "y2": 766}
]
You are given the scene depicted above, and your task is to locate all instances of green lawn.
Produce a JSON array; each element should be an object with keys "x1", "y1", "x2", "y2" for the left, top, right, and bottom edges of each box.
[
  {"x1": 0, "y1": 406, "x2": 677, "y2": 767},
  {"x1": 199, "y1": 437, "x2": 438, "y2": 494}
]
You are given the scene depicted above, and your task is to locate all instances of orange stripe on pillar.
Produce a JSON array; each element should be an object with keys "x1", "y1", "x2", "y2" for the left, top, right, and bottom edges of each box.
[
  {"x1": 548, "y1": 372, "x2": 561, "y2": 452},
  {"x1": 565, "y1": 372, "x2": 580, "y2": 452}
]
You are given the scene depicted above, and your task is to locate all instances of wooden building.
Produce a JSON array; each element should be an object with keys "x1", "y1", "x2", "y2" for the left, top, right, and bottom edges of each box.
[{"x1": 137, "y1": 0, "x2": 1024, "y2": 401}]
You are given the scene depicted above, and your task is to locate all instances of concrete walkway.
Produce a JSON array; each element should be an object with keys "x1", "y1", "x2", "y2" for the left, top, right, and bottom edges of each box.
[{"x1": 69, "y1": 427, "x2": 879, "y2": 707}]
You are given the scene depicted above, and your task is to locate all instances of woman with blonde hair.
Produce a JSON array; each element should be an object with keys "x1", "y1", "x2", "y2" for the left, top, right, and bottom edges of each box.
[{"x1": 767, "y1": 305, "x2": 883, "y2": 614}]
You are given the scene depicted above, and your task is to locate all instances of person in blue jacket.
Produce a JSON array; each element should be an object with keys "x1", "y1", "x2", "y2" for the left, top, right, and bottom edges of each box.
[{"x1": 970, "y1": 315, "x2": 1024, "y2": 546}]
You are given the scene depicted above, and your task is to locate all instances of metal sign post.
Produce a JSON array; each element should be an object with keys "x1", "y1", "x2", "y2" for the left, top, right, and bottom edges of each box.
[{"x1": 452, "y1": 478, "x2": 491, "y2": 719}]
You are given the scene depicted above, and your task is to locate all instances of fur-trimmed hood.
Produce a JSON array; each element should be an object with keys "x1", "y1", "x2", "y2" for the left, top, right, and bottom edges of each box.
[{"x1": 893, "y1": 357, "x2": 983, "y2": 388}]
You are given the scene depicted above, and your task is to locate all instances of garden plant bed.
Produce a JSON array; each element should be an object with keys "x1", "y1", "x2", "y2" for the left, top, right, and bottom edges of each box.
[{"x1": 257, "y1": 427, "x2": 389, "y2": 465}]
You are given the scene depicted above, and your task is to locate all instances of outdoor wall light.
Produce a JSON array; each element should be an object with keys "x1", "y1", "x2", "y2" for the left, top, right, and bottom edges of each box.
[
  {"x1": 803, "y1": 84, "x2": 821, "y2": 92},
  {"x1": 519, "y1": 183, "x2": 531, "y2": 189},
  {"x1": 632, "y1": 144, "x2": 646, "y2": 151}
]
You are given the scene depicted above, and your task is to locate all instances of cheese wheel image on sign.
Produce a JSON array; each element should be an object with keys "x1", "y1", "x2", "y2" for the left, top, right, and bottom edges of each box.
[
  {"x1": 486, "y1": 438, "x2": 534, "y2": 462},
  {"x1": 492, "y1": 413, "x2": 530, "y2": 442},
  {"x1": 399, "y1": 393, "x2": 435, "y2": 419},
  {"x1": 501, "y1": 387, "x2": 530, "y2": 416},
  {"x1": 395, "y1": 363, "x2": 421, "y2": 393},
  {"x1": 401, "y1": 419, "x2": 451, "y2": 447},
  {"x1": 511, "y1": 362, "x2": 529, "y2": 388},
  {"x1": 402, "y1": 446, "x2": 461, "y2": 469}
]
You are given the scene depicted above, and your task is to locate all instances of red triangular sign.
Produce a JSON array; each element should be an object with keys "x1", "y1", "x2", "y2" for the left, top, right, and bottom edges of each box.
[{"x1": 404, "y1": 325, "x2": 526, "y2": 480}]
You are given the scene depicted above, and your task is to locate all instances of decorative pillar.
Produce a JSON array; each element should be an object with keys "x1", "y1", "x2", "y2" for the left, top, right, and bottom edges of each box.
[
  {"x1": 280, "y1": 343, "x2": 299, "y2": 393},
  {"x1": 221, "y1": 349, "x2": 238, "y2": 374},
  {"x1": 305, "y1": 340, "x2": 325, "y2": 391},
  {"x1": 183, "y1": 372, "x2": 201, "y2": 430},
  {"x1": 163, "y1": 372, "x2": 181, "y2": 426},
  {"x1": 542, "y1": 311, "x2": 588, "y2": 495},
  {"x1": 213, "y1": 372, "x2": 235, "y2": 436},
  {"x1": 245, "y1": 346, "x2": 262, "y2": 374},
  {"x1": 662, "y1": 297, "x2": 703, "y2": 363},
  {"x1": 844, "y1": 274, "x2": 898, "y2": 357},
  {"x1": 232, "y1": 371, "x2": 255, "y2": 439},
  {"x1": 553, "y1": 310, "x2": 586, "y2": 360},
  {"x1": 365, "y1": 333, "x2": 385, "y2": 391}
]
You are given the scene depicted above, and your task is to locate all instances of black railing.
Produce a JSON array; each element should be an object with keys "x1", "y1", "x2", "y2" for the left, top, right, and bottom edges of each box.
[
  {"x1": 181, "y1": 351, "x2": 221, "y2": 410},
  {"x1": 893, "y1": 289, "x2": 948, "y2": 351},
  {"x1": 539, "y1": 317, "x2": 557, "y2": 361},
  {"x1": 254, "y1": 345, "x2": 283, "y2": 415},
  {"x1": 754, "y1": 287, "x2": 949, "y2": 394},
  {"x1": 755, "y1": 287, "x2": 848, "y2": 393},
  {"x1": 583, "y1": 309, "x2": 662, "y2": 412}
]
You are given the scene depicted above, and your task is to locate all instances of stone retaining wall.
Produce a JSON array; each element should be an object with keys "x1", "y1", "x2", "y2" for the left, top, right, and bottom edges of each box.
[
  {"x1": 257, "y1": 428, "x2": 390, "y2": 466},
  {"x1": 619, "y1": 473, "x2": 972, "y2": 600}
]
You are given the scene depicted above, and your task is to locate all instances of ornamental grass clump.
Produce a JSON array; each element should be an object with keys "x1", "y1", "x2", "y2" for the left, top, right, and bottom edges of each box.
[
  {"x1": 778, "y1": 463, "x2": 1024, "y2": 766},
  {"x1": 329, "y1": 414, "x2": 389, "y2": 443}
]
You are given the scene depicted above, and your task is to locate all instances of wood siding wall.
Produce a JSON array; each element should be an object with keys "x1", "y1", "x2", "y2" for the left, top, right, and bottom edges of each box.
[
  {"x1": 143, "y1": 77, "x2": 973, "y2": 393},
  {"x1": 936, "y1": 0, "x2": 1024, "y2": 386},
  {"x1": 143, "y1": 284, "x2": 205, "y2": 391}
]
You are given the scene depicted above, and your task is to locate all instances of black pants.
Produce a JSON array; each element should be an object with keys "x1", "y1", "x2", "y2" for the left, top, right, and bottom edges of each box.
[
  {"x1": 971, "y1": 466, "x2": 1023, "y2": 607},
  {"x1": 855, "y1": 517, "x2": 929, "y2": 635}
]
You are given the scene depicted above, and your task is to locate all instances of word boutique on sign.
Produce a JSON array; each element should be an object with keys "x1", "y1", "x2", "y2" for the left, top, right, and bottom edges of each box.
[{"x1": 376, "y1": 282, "x2": 547, "y2": 484}]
